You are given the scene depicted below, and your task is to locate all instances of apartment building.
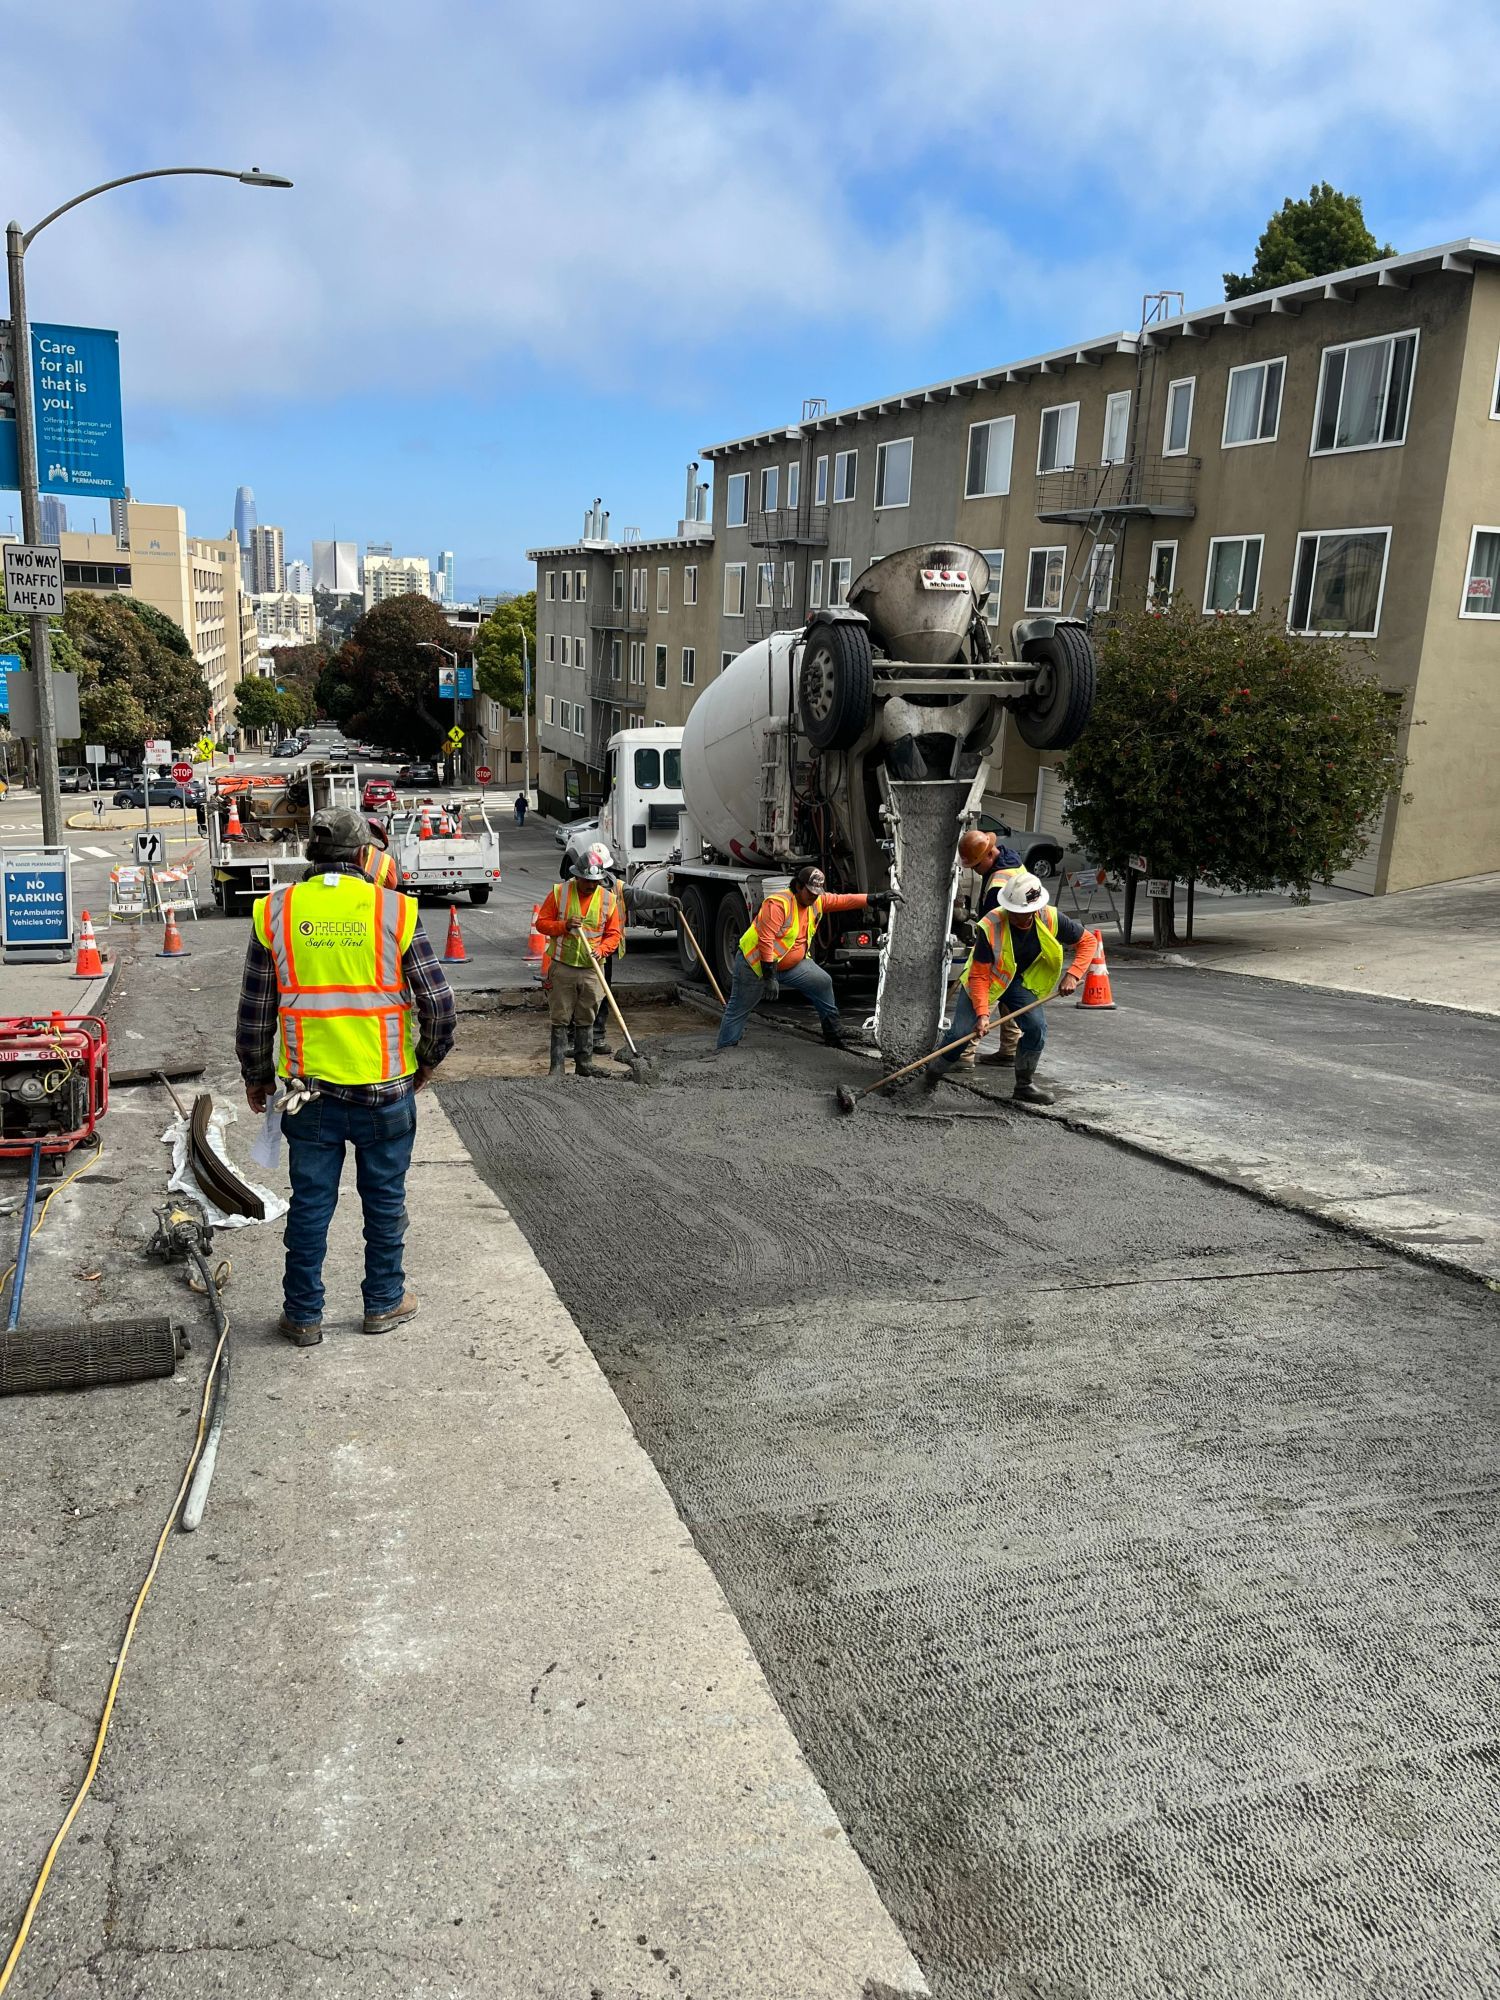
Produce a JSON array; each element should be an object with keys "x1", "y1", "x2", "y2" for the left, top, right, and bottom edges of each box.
[
  {"x1": 532, "y1": 240, "x2": 1500, "y2": 890},
  {"x1": 363, "y1": 552, "x2": 432, "y2": 608},
  {"x1": 250, "y1": 521, "x2": 285, "y2": 594},
  {"x1": 58, "y1": 500, "x2": 258, "y2": 737},
  {"x1": 254, "y1": 590, "x2": 316, "y2": 641}
]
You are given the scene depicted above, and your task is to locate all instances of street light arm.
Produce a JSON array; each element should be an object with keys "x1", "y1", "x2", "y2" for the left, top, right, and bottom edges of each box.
[{"x1": 20, "y1": 165, "x2": 292, "y2": 247}]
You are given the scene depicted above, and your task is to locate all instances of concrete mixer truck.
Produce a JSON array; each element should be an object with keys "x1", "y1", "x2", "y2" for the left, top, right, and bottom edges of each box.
[{"x1": 655, "y1": 541, "x2": 1097, "y2": 1064}]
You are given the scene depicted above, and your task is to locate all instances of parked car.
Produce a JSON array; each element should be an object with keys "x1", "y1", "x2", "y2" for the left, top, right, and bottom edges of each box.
[
  {"x1": 554, "y1": 813, "x2": 600, "y2": 850},
  {"x1": 58, "y1": 765, "x2": 94, "y2": 792},
  {"x1": 396, "y1": 762, "x2": 442, "y2": 787},
  {"x1": 113, "y1": 777, "x2": 204, "y2": 809},
  {"x1": 362, "y1": 776, "x2": 397, "y2": 810},
  {"x1": 273, "y1": 739, "x2": 303, "y2": 758}
]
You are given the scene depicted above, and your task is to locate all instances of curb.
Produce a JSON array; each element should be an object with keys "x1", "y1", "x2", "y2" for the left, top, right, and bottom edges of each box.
[{"x1": 1106, "y1": 943, "x2": 1500, "y2": 1024}]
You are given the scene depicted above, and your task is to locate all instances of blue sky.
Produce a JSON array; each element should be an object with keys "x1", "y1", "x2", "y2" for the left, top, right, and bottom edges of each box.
[{"x1": 4, "y1": 0, "x2": 1494, "y2": 598}]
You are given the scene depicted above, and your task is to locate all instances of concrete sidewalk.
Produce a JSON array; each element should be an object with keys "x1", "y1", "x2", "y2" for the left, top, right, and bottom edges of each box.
[{"x1": 1, "y1": 943, "x2": 924, "y2": 1998}]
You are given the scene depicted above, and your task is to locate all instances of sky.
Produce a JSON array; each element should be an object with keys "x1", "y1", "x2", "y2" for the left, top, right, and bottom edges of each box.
[{"x1": 3, "y1": 0, "x2": 1495, "y2": 599}]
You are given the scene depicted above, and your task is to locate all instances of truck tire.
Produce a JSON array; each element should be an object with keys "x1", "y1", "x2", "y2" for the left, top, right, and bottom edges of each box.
[
  {"x1": 1015, "y1": 625, "x2": 1097, "y2": 750},
  {"x1": 799, "y1": 622, "x2": 874, "y2": 753},
  {"x1": 676, "y1": 883, "x2": 713, "y2": 983},
  {"x1": 468, "y1": 885, "x2": 491, "y2": 905},
  {"x1": 714, "y1": 890, "x2": 750, "y2": 995}
]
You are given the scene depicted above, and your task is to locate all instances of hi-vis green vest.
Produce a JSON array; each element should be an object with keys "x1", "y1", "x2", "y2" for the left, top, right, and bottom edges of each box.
[
  {"x1": 254, "y1": 874, "x2": 418, "y2": 1085},
  {"x1": 965, "y1": 905, "x2": 1063, "y2": 1000},
  {"x1": 739, "y1": 889, "x2": 823, "y2": 974},
  {"x1": 545, "y1": 879, "x2": 616, "y2": 970}
]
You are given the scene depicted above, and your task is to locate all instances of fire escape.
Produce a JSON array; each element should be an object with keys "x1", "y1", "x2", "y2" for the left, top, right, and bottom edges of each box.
[{"x1": 747, "y1": 398, "x2": 830, "y2": 643}]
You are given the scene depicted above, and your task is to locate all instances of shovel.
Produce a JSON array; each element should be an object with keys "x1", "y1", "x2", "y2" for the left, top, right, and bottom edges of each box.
[
  {"x1": 580, "y1": 937, "x2": 656, "y2": 1083},
  {"x1": 833, "y1": 987, "x2": 1055, "y2": 1115}
]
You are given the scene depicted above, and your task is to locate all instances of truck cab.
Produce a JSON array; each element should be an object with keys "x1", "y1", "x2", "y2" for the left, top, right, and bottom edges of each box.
[{"x1": 598, "y1": 725, "x2": 685, "y2": 870}]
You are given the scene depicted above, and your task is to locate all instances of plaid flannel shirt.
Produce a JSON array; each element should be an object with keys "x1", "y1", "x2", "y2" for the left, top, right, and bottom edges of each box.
[{"x1": 237, "y1": 862, "x2": 456, "y2": 1104}]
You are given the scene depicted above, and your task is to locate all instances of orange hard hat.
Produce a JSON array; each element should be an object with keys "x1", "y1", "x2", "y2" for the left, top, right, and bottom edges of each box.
[{"x1": 958, "y1": 829, "x2": 997, "y2": 869}]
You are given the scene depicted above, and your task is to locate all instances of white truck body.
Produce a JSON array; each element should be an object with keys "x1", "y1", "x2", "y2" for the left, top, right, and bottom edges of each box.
[
  {"x1": 389, "y1": 800, "x2": 501, "y2": 903},
  {"x1": 207, "y1": 761, "x2": 365, "y2": 916}
]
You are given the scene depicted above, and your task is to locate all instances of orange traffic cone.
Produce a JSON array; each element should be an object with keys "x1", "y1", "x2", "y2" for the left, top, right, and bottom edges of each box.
[
  {"x1": 1076, "y1": 935, "x2": 1117, "y2": 1009},
  {"x1": 419, "y1": 807, "x2": 433, "y2": 841},
  {"x1": 225, "y1": 794, "x2": 244, "y2": 838},
  {"x1": 72, "y1": 910, "x2": 105, "y2": 979},
  {"x1": 442, "y1": 904, "x2": 468, "y2": 962},
  {"x1": 526, "y1": 904, "x2": 546, "y2": 974},
  {"x1": 158, "y1": 910, "x2": 190, "y2": 959}
]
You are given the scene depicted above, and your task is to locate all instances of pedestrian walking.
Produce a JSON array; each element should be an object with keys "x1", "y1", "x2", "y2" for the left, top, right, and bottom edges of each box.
[
  {"x1": 927, "y1": 870, "x2": 1096, "y2": 1103},
  {"x1": 534, "y1": 841, "x2": 623, "y2": 1077},
  {"x1": 514, "y1": 791, "x2": 527, "y2": 827},
  {"x1": 237, "y1": 807, "x2": 455, "y2": 1346},
  {"x1": 716, "y1": 864, "x2": 898, "y2": 1052}
]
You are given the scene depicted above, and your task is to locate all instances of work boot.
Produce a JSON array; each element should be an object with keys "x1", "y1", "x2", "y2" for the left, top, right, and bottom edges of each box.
[
  {"x1": 572, "y1": 1024, "x2": 597, "y2": 1075},
  {"x1": 821, "y1": 1017, "x2": 847, "y2": 1050},
  {"x1": 362, "y1": 1291, "x2": 419, "y2": 1336},
  {"x1": 548, "y1": 1027, "x2": 568, "y2": 1078},
  {"x1": 276, "y1": 1312, "x2": 322, "y2": 1348},
  {"x1": 1012, "y1": 1061, "x2": 1055, "y2": 1106},
  {"x1": 980, "y1": 1020, "x2": 1020, "y2": 1067},
  {"x1": 593, "y1": 1015, "x2": 609, "y2": 1052}
]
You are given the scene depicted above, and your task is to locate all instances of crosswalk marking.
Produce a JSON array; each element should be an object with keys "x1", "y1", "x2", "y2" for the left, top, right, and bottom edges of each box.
[{"x1": 83, "y1": 845, "x2": 114, "y2": 859}]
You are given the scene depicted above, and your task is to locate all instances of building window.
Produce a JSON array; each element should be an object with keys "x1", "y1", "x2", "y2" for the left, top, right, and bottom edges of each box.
[
  {"x1": 631, "y1": 643, "x2": 646, "y2": 686},
  {"x1": 1163, "y1": 378, "x2": 1195, "y2": 456},
  {"x1": 610, "y1": 637, "x2": 622, "y2": 680},
  {"x1": 546, "y1": 570, "x2": 556, "y2": 601},
  {"x1": 809, "y1": 559, "x2": 824, "y2": 609},
  {"x1": 965, "y1": 415, "x2": 1014, "y2": 499},
  {"x1": 833, "y1": 449, "x2": 857, "y2": 503},
  {"x1": 1037, "y1": 402, "x2": 1079, "y2": 475},
  {"x1": 980, "y1": 549, "x2": 1004, "y2": 624},
  {"x1": 613, "y1": 567, "x2": 624, "y2": 610},
  {"x1": 786, "y1": 461, "x2": 800, "y2": 509},
  {"x1": 782, "y1": 560, "x2": 795, "y2": 608},
  {"x1": 630, "y1": 568, "x2": 641, "y2": 613},
  {"x1": 655, "y1": 644, "x2": 668, "y2": 687},
  {"x1": 1102, "y1": 391, "x2": 1131, "y2": 465},
  {"x1": 722, "y1": 651, "x2": 735, "y2": 672},
  {"x1": 724, "y1": 562, "x2": 747, "y2": 616},
  {"x1": 874, "y1": 437, "x2": 913, "y2": 510},
  {"x1": 576, "y1": 705, "x2": 586, "y2": 738},
  {"x1": 814, "y1": 455, "x2": 829, "y2": 505},
  {"x1": 829, "y1": 558, "x2": 852, "y2": 606},
  {"x1": 1312, "y1": 331, "x2": 1417, "y2": 455},
  {"x1": 1290, "y1": 528, "x2": 1391, "y2": 636},
  {"x1": 1461, "y1": 525, "x2": 1500, "y2": 616},
  {"x1": 1087, "y1": 544, "x2": 1115, "y2": 613},
  {"x1": 1148, "y1": 540, "x2": 1178, "y2": 608},
  {"x1": 1204, "y1": 535, "x2": 1264, "y2": 614},
  {"x1": 1025, "y1": 546, "x2": 1066, "y2": 612},
  {"x1": 761, "y1": 465, "x2": 779, "y2": 513},
  {"x1": 557, "y1": 699, "x2": 569, "y2": 731},
  {"x1": 684, "y1": 564, "x2": 698, "y2": 605},
  {"x1": 1223, "y1": 358, "x2": 1285, "y2": 447},
  {"x1": 657, "y1": 566, "x2": 670, "y2": 613},
  {"x1": 562, "y1": 569, "x2": 574, "y2": 601},
  {"x1": 545, "y1": 696, "x2": 556, "y2": 725},
  {"x1": 726, "y1": 472, "x2": 749, "y2": 527},
  {"x1": 576, "y1": 569, "x2": 586, "y2": 601},
  {"x1": 756, "y1": 562, "x2": 774, "y2": 609},
  {"x1": 681, "y1": 647, "x2": 696, "y2": 686},
  {"x1": 545, "y1": 632, "x2": 556, "y2": 663},
  {"x1": 1492, "y1": 343, "x2": 1500, "y2": 419}
]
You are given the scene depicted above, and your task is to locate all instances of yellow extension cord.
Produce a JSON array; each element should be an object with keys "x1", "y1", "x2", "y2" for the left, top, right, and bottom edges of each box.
[{"x1": 0, "y1": 1149, "x2": 232, "y2": 1993}]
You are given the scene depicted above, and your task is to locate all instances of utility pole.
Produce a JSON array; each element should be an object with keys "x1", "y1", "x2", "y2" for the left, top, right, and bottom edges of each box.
[
  {"x1": 7, "y1": 222, "x2": 62, "y2": 845},
  {"x1": 521, "y1": 625, "x2": 532, "y2": 806}
]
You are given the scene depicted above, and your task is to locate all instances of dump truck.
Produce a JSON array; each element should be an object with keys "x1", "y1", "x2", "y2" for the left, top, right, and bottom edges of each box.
[
  {"x1": 206, "y1": 761, "x2": 365, "y2": 916},
  {"x1": 653, "y1": 542, "x2": 1097, "y2": 1062}
]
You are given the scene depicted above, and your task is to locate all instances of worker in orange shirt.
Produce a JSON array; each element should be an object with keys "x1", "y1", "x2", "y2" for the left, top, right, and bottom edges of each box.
[
  {"x1": 929, "y1": 870, "x2": 1096, "y2": 1103},
  {"x1": 716, "y1": 864, "x2": 898, "y2": 1051},
  {"x1": 535, "y1": 841, "x2": 624, "y2": 1077},
  {"x1": 957, "y1": 828, "x2": 1025, "y2": 1069}
]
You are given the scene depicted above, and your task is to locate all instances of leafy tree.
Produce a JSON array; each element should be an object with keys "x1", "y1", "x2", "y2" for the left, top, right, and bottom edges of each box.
[
  {"x1": 326, "y1": 594, "x2": 472, "y2": 756},
  {"x1": 1225, "y1": 183, "x2": 1395, "y2": 300},
  {"x1": 234, "y1": 675, "x2": 298, "y2": 737},
  {"x1": 60, "y1": 595, "x2": 210, "y2": 753},
  {"x1": 474, "y1": 590, "x2": 536, "y2": 712},
  {"x1": 1062, "y1": 599, "x2": 1404, "y2": 936}
]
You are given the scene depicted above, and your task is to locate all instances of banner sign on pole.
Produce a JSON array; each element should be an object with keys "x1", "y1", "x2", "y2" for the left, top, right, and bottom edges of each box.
[
  {"x1": 1, "y1": 845, "x2": 73, "y2": 962},
  {"x1": 456, "y1": 665, "x2": 474, "y2": 699},
  {"x1": 437, "y1": 663, "x2": 457, "y2": 698},
  {"x1": 0, "y1": 322, "x2": 127, "y2": 498},
  {"x1": 0, "y1": 654, "x2": 17, "y2": 714}
]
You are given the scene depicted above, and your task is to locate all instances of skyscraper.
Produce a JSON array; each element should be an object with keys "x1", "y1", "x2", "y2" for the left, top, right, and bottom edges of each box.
[
  {"x1": 284, "y1": 558, "x2": 311, "y2": 595},
  {"x1": 250, "y1": 523, "x2": 285, "y2": 594},
  {"x1": 234, "y1": 485, "x2": 257, "y2": 558},
  {"x1": 437, "y1": 550, "x2": 456, "y2": 604},
  {"x1": 312, "y1": 539, "x2": 360, "y2": 595},
  {"x1": 38, "y1": 495, "x2": 68, "y2": 544}
]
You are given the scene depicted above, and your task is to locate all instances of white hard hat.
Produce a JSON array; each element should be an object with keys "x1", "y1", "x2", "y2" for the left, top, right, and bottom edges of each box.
[
  {"x1": 996, "y1": 870, "x2": 1050, "y2": 915},
  {"x1": 575, "y1": 840, "x2": 612, "y2": 881}
]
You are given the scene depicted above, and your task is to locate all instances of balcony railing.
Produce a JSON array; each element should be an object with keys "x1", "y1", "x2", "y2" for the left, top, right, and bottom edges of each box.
[
  {"x1": 1034, "y1": 454, "x2": 1200, "y2": 523},
  {"x1": 749, "y1": 502, "x2": 829, "y2": 548},
  {"x1": 589, "y1": 601, "x2": 647, "y2": 633}
]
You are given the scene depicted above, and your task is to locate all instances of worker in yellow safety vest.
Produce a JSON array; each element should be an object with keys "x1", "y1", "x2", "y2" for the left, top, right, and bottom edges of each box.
[
  {"x1": 928, "y1": 870, "x2": 1096, "y2": 1103},
  {"x1": 716, "y1": 863, "x2": 898, "y2": 1050},
  {"x1": 358, "y1": 815, "x2": 401, "y2": 889},
  {"x1": 237, "y1": 808, "x2": 456, "y2": 1347},
  {"x1": 957, "y1": 827, "x2": 1025, "y2": 1069},
  {"x1": 534, "y1": 841, "x2": 624, "y2": 1077}
]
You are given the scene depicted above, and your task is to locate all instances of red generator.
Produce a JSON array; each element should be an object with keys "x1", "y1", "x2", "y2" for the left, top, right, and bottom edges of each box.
[{"x1": 0, "y1": 1015, "x2": 109, "y2": 1161}]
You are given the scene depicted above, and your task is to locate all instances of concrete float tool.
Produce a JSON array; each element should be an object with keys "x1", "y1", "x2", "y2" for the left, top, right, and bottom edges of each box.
[
  {"x1": 581, "y1": 937, "x2": 657, "y2": 1082},
  {"x1": 833, "y1": 987, "x2": 1054, "y2": 1115}
]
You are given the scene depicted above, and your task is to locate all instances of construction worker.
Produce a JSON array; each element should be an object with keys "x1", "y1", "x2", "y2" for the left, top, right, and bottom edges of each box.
[
  {"x1": 957, "y1": 828, "x2": 1026, "y2": 1068},
  {"x1": 359, "y1": 815, "x2": 400, "y2": 889},
  {"x1": 716, "y1": 864, "x2": 898, "y2": 1051},
  {"x1": 237, "y1": 807, "x2": 455, "y2": 1347},
  {"x1": 929, "y1": 870, "x2": 1096, "y2": 1104},
  {"x1": 535, "y1": 840, "x2": 623, "y2": 1077}
]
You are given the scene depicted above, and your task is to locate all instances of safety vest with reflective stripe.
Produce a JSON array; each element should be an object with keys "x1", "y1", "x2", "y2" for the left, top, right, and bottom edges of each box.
[
  {"x1": 360, "y1": 844, "x2": 400, "y2": 890},
  {"x1": 739, "y1": 889, "x2": 823, "y2": 973},
  {"x1": 253, "y1": 874, "x2": 418, "y2": 1085},
  {"x1": 965, "y1": 905, "x2": 1063, "y2": 1001},
  {"x1": 544, "y1": 879, "x2": 616, "y2": 970}
]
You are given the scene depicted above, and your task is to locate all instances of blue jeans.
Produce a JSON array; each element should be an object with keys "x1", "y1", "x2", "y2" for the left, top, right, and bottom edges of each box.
[
  {"x1": 932, "y1": 979, "x2": 1046, "y2": 1077},
  {"x1": 716, "y1": 952, "x2": 839, "y2": 1048},
  {"x1": 283, "y1": 1090, "x2": 418, "y2": 1323}
]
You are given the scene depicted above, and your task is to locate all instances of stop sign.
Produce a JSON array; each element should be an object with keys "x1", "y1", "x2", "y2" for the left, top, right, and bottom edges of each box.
[
  {"x1": 171, "y1": 761, "x2": 193, "y2": 785},
  {"x1": 475, "y1": 764, "x2": 492, "y2": 785}
]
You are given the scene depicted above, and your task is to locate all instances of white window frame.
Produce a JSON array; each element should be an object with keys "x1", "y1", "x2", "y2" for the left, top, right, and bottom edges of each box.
[
  {"x1": 874, "y1": 435, "x2": 914, "y2": 510},
  {"x1": 809, "y1": 558, "x2": 824, "y2": 609},
  {"x1": 610, "y1": 637, "x2": 622, "y2": 681},
  {"x1": 979, "y1": 549, "x2": 1004, "y2": 624},
  {"x1": 1163, "y1": 377, "x2": 1195, "y2": 456},
  {"x1": 613, "y1": 567, "x2": 624, "y2": 610},
  {"x1": 1491, "y1": 342, "x2": 1500, "y2": 420},
  {"x1": 630, "y1": 567, "x2": 641, "y2": 613},
  {"x1": 575, "y1": 569, "x2": 586, "y2": 600},
  {"x1": 782, "y1": 559, "x2": 795, "y2": 609},
  {"x1": 557, "y1": 699, "x2": 569, "y2": 731},
  {"x1": 723, "y1": 562, "x2": 747, "y2": 616},
  {"x1": 786, "y1": 460, "x2": 800, "y2": 509},
  {"x1": 1222, "y1": 357, "x2": 1286, "y2": 449},
  {"x1": 725, "y1": 472, "x2": 749, "y2": 527},
  {"x1": 681, "y1": 646, "x2": 696, "y2": 686},
  {"x1": 654, "y1": 644, "x2": 668, "y2": 688},
  {"x1": 559, "y1": 569, "x2": 570, "y2": 601},
  {"x1": 1202, "y1": 534, "x2": 1265, "y2": 616},
  {"x1": 1147, "y1": 540, "x2": 1178, "y2": 608},
  {"x1": 545, "y1": 632, "x2": 555, "y2": 663},
  {"x1": 1087, "y1": 543, "x2": 1115, "y2": 614},
  {"x1": 657, "y1": 566, "x2": 670, "y2": 613},
  {"x1": 1101, "y1": 391, "x2": 1131, "y2": 465},
  {"x1": 1288, "y1": 527, "x2": 1392, "y2": 638},
  {"x1": 1025, "y1": 546, "x2": 1066, "y2": 613},
  {"x1": 756, "y1": 562, "x2": 774, "y2": 609},
  {"x1": 1460, "y1": 524, "x2": 1500, "y2": 617},
  {"x1": 575, "y1": 705, "x2": 585, "y2": 738},
  {"x1": 829, "y1": 557, "x2": 852, "y2": 606},
  {"x1": 721, "y1": 651, "x2": 735, "y2": 672},
  {"x1": 965, "y1": 415, "x2": 1014, "y2": 499},
  {"x1": 545, "y1": 570, "x2": 556, "y2": 601},
  {"x1": 1311, "y1": 330, "x2": 1419, "y2": 457},
  {"x1": 814, "y1": 455, "x2": 829, "y2": 506},
  {"x1": 761, "y1": 465, "x2": 779, "y2": 513},
  {"x1": 1036, "y1": 401, "x2": 1079, "y2": 475},
  {"x1": 544, "y1": 695, "x2": 555, "y2": 725},
  {"x1": 684, "y1": 564, "x2": 698, "y2": 606},
  {"x1": 833, "y1": 449, "x2": 858, "y2": 504}
]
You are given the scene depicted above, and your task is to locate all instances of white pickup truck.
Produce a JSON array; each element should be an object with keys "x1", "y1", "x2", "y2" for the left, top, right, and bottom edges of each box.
[{"x1": 388, "y1": 800, "x2": 502, "y2": 905}]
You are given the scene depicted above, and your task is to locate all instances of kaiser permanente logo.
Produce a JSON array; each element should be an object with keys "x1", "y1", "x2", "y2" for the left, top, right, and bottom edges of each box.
[{"x1": 297, "y1": 919, "x2": 370, "y2": 945}]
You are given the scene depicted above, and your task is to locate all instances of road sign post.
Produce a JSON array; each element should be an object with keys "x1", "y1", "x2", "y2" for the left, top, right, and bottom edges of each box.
[{"x1": 475, "y1": 763, "x2": 492, "y2": 790}]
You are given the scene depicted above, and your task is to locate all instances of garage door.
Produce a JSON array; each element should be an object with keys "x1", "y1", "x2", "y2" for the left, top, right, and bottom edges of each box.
[
  {"x1": 1330, "y1": 801, "x2": 1390, "y2": 895},
  {"x1": 1033, "y1": 764, "x2": 1072, "y2": 841}
]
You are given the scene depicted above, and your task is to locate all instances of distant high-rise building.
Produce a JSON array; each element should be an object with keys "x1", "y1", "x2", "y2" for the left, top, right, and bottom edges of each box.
[
  {"x1": 363, "y1": 553, "x2": 432, "y2": 610},
  {"x1": 109, "y1": 489, "x2": 133, "y2": 549},
  {"x1": 38, "y1": 495, "x2": 68, "y2": 544},
  {"x1": 436, "y1": 550, "x2": 456, "y2": 604},
  {"x1": 234, "y1": 485, "x2": 256, "y2": 558},
  {"x1": 312, "y1": 539, "x2": 360, "y2": 594},
  {"x1": 284, "y1": 558, "x2": 311, "y2": 595},
  {"x1": 250, "y1": 522, "x2": 285, "y2": 594}
]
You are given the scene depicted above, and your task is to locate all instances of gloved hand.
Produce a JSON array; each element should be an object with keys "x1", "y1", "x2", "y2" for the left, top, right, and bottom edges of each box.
[
  {"x1": 765, "y1": 976, "x2": 781, "y2": 1002},
  {"x1": 867, "y1": 890, "x2": 903, "y2": 910}
]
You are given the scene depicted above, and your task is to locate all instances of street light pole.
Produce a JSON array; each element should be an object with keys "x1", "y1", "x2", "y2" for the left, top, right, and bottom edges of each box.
[
  {"x1": 6, "y1": 165, "x2": 292, "y2": 846},
  {"x1": 416, "y1": 640, "x2": 463, "y2": 783}
]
